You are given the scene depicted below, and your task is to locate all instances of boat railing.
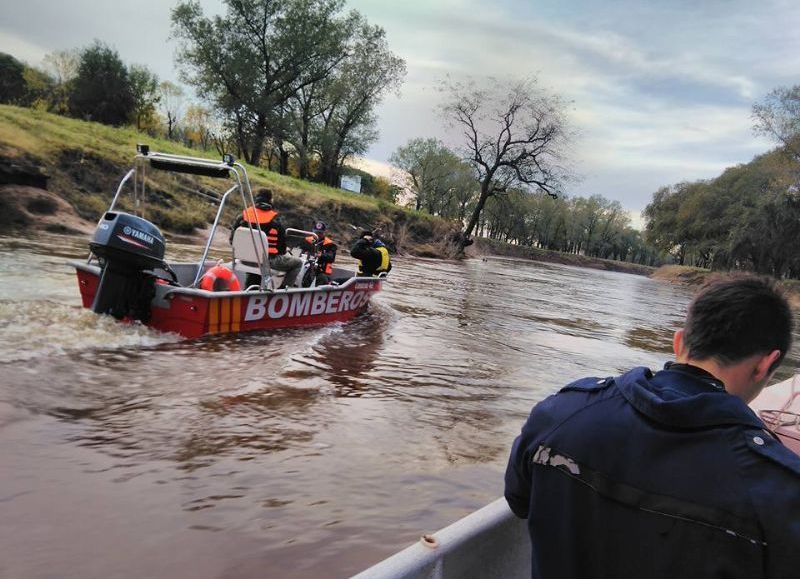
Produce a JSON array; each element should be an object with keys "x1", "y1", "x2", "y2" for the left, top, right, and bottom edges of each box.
[
  {"x1": 352, "y1": 498, "x2": 530, "y2": 579},
  {"x1": 191, "y1": 182, "x2": 241, "y2": 288},
  {"x1": 759, "y1": 373, "x2": 800, "y2": 450}
]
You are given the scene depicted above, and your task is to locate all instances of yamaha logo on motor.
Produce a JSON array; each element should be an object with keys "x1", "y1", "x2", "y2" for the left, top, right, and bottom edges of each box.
[{"x1": 122, "y1": 226, "x2": 154, "y2": 245}]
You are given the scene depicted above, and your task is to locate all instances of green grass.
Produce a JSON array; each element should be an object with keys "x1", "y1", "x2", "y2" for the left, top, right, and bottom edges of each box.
[
  {"x1": 0, "y1": 105, "x2": 454, "y2": 248},
  {"x1": 0, "y1": 105, "x2": 381, "y2": 208}
]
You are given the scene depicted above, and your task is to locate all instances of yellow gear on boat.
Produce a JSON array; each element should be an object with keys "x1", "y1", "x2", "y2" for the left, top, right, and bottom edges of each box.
[
  {"x1": 376, "y1": 246, "x2": 390, "y2": 273},
  {"x1": 357, "y1": 246, "x2": 390, "y2": 276}
]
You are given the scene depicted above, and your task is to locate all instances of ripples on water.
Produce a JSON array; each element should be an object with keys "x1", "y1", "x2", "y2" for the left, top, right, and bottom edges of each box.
[{"x1": 1, "y1": 234, "x2": 798, "y2": 578}]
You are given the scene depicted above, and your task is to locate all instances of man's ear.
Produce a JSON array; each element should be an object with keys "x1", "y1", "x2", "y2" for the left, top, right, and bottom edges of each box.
[
  {"x1": 673, "y1": 329, "x2": 687, "y2": 360},
  {"x1": 754, "y1": 349, "x2": 782, "y2": 382}
]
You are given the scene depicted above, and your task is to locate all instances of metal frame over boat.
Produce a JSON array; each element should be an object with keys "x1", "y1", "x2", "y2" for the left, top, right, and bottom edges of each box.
[{"x1": 71, "y1": 147, "x2": 384, "y2": 339}]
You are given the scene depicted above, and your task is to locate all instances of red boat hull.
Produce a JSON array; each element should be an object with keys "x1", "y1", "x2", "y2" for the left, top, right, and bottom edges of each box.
[{"x1": 75, "y1": 267, "x2": 381, "y2": 339}]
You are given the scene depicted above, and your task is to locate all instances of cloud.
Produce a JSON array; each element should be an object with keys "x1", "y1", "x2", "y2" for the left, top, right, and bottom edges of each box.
[{"x1": 0, "y1": 30, "x2": 49, "y2": 65}]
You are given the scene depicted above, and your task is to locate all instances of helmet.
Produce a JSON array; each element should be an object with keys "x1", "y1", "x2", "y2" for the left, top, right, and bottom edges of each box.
[{"x1": 313, "y1": 220, "x2": 327, "y2": 233}]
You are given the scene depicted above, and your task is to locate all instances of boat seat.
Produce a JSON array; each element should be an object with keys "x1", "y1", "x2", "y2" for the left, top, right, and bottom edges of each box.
[{"x1": 231, "y1": 227, "x2": 280, "y2": 289}]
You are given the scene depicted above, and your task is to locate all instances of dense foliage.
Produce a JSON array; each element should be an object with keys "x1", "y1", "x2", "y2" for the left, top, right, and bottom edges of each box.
[
  {"x1": 0, "y1": 53, "x2": 27, "y2": 105},
  {"x1": 171, "y1": 0, "x2": 405, "y2": 185},
  {"x1": 69, "y1": 42, "x2": 136, "y2": 126},
  {"x1": 643, "y1": 151, "x2": 800, "y2": 276},
  {"x1": 642, "y1": 85, "x2": 800, "y2": 278}
]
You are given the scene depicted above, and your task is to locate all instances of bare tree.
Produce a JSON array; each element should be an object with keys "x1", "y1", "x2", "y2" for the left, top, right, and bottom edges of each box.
[
  {"x1": 158, "y1": 81, "x2": 184, "y2": 139},
  {"x1": 42, "y1": 49, "x2": 79, "y2": 113},
  {"x1": 440, "y1": 76, "x2": 572, "y2": 252}
]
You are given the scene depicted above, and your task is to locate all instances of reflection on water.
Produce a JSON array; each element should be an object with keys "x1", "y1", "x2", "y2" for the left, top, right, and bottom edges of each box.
[{"x1": 1, "y1": 235, "x2": 799, "y2": 579}]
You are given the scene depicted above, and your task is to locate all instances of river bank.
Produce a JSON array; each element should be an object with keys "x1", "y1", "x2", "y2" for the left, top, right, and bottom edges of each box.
[
  {"x1": 651, "y1": 264, "x2": 800, "y2": 308},
  {"x1": 0, "y1": 105, "x2": 462, "y2": 256},
  {"x1": 468, "y1": 237, "x2": 655, "y2": 276}
]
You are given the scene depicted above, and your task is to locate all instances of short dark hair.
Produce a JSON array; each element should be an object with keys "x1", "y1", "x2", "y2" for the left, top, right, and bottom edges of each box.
[
  {"x1": 255, "y1": 188, "x2": 273, "y2": 204},
  {"x1": 683, "y1": 274, "x2": 793, "y2": 367}
]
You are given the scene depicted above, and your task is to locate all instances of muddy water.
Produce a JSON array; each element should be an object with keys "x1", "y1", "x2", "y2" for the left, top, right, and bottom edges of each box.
[{"x1": 1, "y1": 234, "x2": 797, "y2": 579}]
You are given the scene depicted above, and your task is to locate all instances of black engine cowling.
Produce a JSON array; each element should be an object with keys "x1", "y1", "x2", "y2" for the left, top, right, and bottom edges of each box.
[{"x1": 89, "y1": 212, "x2": 166, "y2": 321}]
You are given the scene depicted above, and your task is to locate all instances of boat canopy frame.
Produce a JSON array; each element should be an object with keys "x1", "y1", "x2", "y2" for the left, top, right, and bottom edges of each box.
[{"x1": 90, "y1": 145, "x2": 277, "y2": 291}]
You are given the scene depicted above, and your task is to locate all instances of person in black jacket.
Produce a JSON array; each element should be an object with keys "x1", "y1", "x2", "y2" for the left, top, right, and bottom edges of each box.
[
  {"x1": 505, "y1": 274, "x2": 798, "y2": 579},
  {"x1": 350, "y1": 231, "x2": 391, "y2": 277}
]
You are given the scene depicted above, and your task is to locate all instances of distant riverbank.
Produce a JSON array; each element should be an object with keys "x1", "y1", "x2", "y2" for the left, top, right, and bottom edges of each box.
[
  {"x1": 469, "y1": 241, "x2": 800, "y2": 309},
  {"x1": 469, "y1": 237, "x2": 655, "y2": 276},
  {"x1": 651, "y1": 264, "x2": 800, "y2": 308}
]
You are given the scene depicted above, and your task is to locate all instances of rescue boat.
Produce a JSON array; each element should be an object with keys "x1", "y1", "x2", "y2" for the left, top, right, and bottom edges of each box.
[{"x1": 70, "y1": 146, "x2": 384, "y2": 339}]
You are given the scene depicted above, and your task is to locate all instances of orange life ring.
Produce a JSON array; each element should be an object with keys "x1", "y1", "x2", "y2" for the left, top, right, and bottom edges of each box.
[{"x1": 199, "y1": 265, "x2": 241, "y2": 292}]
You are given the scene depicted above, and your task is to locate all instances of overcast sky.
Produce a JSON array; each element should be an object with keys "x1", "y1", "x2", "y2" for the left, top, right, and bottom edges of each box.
[{"x1": 2, "y1": 0, "x2": 799, "y2": 219}]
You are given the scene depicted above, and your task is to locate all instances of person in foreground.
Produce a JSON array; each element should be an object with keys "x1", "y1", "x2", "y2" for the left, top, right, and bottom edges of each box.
[
  {"x1": 505, "y1": 274, "x2": 800, "y2": 579},
  {"x1": 350, "y1": 230, "x2": 391, "y2": 277},
  {"x1": 229, "y1": 188, "x2": 302, "y2": 289}
]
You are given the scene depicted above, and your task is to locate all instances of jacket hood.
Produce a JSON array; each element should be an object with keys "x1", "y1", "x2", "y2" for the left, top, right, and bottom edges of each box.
[{"x1": 615, "y1": 366, "x2": 764, "y2": 430}]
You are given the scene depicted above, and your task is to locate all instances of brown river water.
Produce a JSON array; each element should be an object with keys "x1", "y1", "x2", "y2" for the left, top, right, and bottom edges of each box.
[{"x1": 1, "y1": 233, "x2": 798, "y2": 579}]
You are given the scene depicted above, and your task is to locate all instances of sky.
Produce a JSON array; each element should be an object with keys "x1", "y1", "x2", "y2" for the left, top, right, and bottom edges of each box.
[{"x1": 2, "y1": 0, "x2": 800, "y2": 222}]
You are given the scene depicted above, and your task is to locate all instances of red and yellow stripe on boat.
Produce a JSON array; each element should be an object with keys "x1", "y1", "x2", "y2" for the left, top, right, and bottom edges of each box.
[{"x1": 207, "y1": 296, "x2": 243, "y2": 334}]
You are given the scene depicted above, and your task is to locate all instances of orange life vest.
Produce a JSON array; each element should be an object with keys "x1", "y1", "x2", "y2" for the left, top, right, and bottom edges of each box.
[{"x1": 242, "y1": 207, "x2": 279, "y2": 255}]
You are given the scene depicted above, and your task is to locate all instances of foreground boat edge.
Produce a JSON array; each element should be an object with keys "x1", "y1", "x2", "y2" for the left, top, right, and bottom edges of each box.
[{"x1": 351, "y1": 498, "x2": 529, "y2": 579}]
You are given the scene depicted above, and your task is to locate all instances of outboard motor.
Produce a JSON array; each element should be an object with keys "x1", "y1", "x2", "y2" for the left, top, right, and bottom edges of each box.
[{"x1": 89, "y1": 212, "x2": 166, "y2": 321}]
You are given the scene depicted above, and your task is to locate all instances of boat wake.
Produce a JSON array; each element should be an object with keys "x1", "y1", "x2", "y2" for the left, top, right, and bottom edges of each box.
[{"x1": 0, "y1": 299, "x2": 180, "y2": 363}]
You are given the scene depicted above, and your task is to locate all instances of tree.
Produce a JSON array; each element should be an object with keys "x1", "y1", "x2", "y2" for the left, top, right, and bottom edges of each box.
[
  {"x1": 390, "y1": 138, "x2": 477, "y2": 220},
  {"x1": 440, "y1": 76, "x2": 572, "y2": 252},
  {"x1": 0, "y1": 52, "x2": 27, "y2": 105},
  {"x1": 312, "y1": 16, "x2": 406, "y2": 186},
  {"x1": 753, "y1": 86, "x2": 800, "y2": 162},
  {"x1": 643, "y1": 183, "x2": 696, "y2": 265},
  {"x1": 390, "y1": 138, "x2": 462, "y2": 212},
  {"x1": 129, "y1": 64, "x2": 160, "y2": 131},
  {"x1": 21, "y1": 66, "x2": 55, "y2": 110},
  {"x1": 42, "y1": 49, "x2": 78, "y2": 114},
  {"x1": 172, "y1": 0, "x2": 352, "y2": 167},
  {"x1": 184, "y1": 104, "x2": 215, "y2": 149},
  {"x1": 69, "y1": 41, "x2": 134, "y2": 125},
  {"x1": 158, "y1": 81, "x2": 184, "y2": 139}
]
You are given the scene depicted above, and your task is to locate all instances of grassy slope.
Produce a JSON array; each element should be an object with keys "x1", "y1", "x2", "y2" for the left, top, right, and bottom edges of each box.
[{"x1": 0, "y1": 105, "x2": 450, "y2": 252}]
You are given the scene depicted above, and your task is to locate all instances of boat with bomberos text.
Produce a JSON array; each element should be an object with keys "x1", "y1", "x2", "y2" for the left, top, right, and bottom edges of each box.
[{"x1": 70, "y1": 146, "x2": 384, "y2": 339}]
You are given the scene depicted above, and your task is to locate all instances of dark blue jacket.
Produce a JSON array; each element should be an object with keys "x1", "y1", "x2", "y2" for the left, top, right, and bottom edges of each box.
[{"x1": 505, "y1": 364, "x2": 800, "y2": 579}]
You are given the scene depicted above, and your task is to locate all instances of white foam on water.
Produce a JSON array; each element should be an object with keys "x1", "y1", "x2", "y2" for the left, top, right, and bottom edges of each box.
[{"x1": 0, "y1": 300, "x2": 180, "y2": 363}]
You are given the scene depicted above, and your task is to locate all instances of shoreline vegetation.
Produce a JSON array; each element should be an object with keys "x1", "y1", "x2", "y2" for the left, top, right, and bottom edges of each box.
[{"x1": 2, "y1": 105, "x2": 799, "y2": 307}]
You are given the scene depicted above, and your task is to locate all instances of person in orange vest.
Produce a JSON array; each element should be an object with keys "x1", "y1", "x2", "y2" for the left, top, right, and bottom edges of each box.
[
  {"x1": 301, "y1": 221, "x2": 338, "y2": 287},
  {"x1": 229, "y1": 188, "x2": 301, "y2": 289}
]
